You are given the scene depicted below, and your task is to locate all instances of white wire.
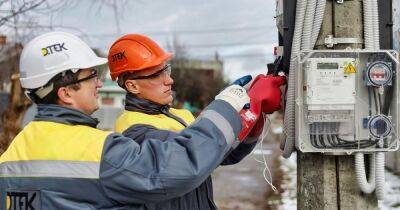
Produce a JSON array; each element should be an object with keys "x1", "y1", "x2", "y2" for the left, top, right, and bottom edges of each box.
[{"x1": 251, "y1": 113, "x2": 278, "y2": 192}]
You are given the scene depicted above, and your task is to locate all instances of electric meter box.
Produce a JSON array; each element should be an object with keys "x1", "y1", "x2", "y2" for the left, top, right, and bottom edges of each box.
[{"x1": 295, "y1": 50, "x2": 399, "y2": 154}]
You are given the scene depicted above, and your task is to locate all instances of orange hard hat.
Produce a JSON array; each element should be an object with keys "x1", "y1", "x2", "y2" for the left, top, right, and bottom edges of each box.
[{"x1": 108, "y1": 34, "x2": 173, "y2": 80}]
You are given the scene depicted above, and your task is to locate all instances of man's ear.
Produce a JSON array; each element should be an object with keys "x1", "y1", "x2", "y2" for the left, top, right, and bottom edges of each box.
[
  {"x1": 57, "y1": 87, "x2": 74, "y2": 105},
  {"x1": 125, "y1": 80, "x2": 140, "y2": 95}
]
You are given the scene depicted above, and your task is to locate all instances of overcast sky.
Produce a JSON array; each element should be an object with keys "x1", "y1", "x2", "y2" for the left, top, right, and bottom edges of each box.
[{"x1": 7, "y1": 0, "x2": 278, "y2": 81}]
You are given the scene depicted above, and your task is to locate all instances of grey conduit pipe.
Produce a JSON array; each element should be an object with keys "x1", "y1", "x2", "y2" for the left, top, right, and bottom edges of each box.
[
  {"x1": 311, "y1": 0, "x2": 326, "y2": 47},
  {"x1": 301, "y1": 0, "x2": 317, "y2": 50},
  {"x1": 375, "y1": 152, "x2": 385, "y2": 200},
  {"x1": 355, "y1": 153, "x2": 376, "y2": 193},
  {"x1": 281, "y1": 0, "x2": 307, "y2": 158},
  {"x1": 363, "y1": 0, "x2": 374, "y2": 50},
  {"x1": 371, "y1": 0, "x2": 380, "y2": 50},
  {"x1": 282, "y1": 0, "x2": 325, "y2": 158}
]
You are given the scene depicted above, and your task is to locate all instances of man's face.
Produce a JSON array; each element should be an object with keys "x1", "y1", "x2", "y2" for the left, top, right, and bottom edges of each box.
[
  {"x1": 68, "y1": 68, "x2": 103, "y2": 115},
  {"x1": 126, "y1": 62, "x2": 174, "y2": 105}
]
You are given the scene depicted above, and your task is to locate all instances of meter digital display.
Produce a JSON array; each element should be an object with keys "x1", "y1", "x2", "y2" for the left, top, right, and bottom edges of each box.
[
  {"x1": 366, "y1": 62, "x2": 392, "y2": 86},
  {"x1": 317, "y1": 62, "x2": 339, "y2": 70}
]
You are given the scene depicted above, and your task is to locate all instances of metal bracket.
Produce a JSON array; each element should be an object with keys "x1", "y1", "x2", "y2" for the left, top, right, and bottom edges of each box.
[{"x1": 324, "y1": 35, "x2": 363, "y2": 48}]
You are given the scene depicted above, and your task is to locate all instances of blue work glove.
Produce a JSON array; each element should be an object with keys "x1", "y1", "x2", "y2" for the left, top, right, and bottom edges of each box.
[{"x1": 232, "y1": 75, "x2": 252, "y2": 87}]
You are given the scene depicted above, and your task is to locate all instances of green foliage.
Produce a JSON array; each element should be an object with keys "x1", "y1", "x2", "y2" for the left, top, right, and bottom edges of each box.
[{"x1": 171, "y1": 59, "x2": 228, "y2": 110}]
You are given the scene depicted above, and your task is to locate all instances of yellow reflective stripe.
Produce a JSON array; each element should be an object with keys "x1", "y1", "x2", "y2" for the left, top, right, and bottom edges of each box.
[
  {"x1": 115, "y1": 108, "x2": 195, "y2": 133},
  {"x1": 0, "y1": 121, "x2": 111, "y2": 163},
  {"x1": 0, "y1": 160, "x2": 100, "y2": 178}
]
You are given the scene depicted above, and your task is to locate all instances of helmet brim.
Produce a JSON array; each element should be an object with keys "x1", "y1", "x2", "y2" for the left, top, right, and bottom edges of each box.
[
  {"x1": 79, "y1": 57, "x2": 108, "y2": 70},
  {"x1": 21, "y1": 56, "x2": 108, "y2": 89}
]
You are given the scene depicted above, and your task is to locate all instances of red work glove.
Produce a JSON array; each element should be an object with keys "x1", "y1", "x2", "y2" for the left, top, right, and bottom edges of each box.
[
  {"x1": 238, "y1": 75, "x2": 286, "y2": 140},
  {"x1": 248, "y1": 74, "x2": 286, "y2": 114}
]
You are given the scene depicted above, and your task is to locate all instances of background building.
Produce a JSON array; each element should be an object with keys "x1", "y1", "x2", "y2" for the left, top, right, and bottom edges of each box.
[{"x1": 171, "y1": 56, "x2": 226, "y2": 113}]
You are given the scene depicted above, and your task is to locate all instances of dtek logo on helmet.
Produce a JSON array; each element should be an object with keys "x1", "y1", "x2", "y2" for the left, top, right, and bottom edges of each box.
[
  {"x1": 111, "y1": 51, "x2": 126, "y2": 62},
  {"x1": 41, "y1": 43, "x2": 67, "y2": 56}
]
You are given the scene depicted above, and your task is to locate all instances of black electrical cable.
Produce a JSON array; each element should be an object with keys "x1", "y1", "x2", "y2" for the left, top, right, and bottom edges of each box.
[
  {"x1": 373, "y1": 88, "x2": 380, "y2": 113},
  {"x1": 318, "y1": 135, "x2": 323, "y2": 147},
  {"x1": 310, "y1": 135, "x2": 318, "y2": 148},
  {"x1": 314, "y1": 135, "x2": 322, "y2": 148},
  {"x1": 309, "y1": 130, "x2": 380, "y2": 149},
  {"x1": 382, "y1": 85, "x2": 394, "y2": 115},
  {"x1": 332, "y1": 134, "x2": 340, "y2": 145},
  {"x1": 273, "y1": 56, "x2": 283, "y2": 76},
  {"x1": 335, "y1": 135, "x2": 355, "y2": 143},
  {"x1": 337, "y1": 140, "x2": 378, "y2": 149},
  {"x1": 336, "y1": 135, "x2": 374, "y2": 145},
  {"x1": 326, "y1": 134, "x2": 333, "y2": 146},
  {"x1": 368, "y1": 87, "x2": 372, "y2": 116},
  {"x1": 319, "y1": 135, "x2": 378, "y2": 149}
]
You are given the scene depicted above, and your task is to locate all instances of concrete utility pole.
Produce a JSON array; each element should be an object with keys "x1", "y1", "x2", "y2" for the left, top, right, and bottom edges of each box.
[{"x1": 297, "y1": 0, "x2": 378, "y2": 209}]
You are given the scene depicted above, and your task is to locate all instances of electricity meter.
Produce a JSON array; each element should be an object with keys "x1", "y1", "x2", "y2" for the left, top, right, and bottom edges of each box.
[
  {"x1": 295, "y1": 50, "x2": 399, "y2": 154},
  {"x1": 365, "y1": 61, "x2": 393, "y2": 86},
  {"x1": 368, "y1": 114, "x2": 392, "y2": 139}
]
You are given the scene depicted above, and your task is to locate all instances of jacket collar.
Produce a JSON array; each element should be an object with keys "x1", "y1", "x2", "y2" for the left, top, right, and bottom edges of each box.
[
  {"x1": 34, "y1": 104, "x2": 99, "y2": 128},
  {"x1": 124, "y1": 92, "x2": 169, "y2": 114},
  {"x1": 124, "y1": 92, "x2": 188, "y2": 127}
]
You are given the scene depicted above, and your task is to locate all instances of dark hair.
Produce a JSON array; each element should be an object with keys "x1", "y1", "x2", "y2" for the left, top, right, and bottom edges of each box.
[{"x1": 29, "y1": 70, "x2": 81, "y2": 104}]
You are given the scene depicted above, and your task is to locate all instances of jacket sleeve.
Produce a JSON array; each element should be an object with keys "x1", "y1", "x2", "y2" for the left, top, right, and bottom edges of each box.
[
  {"x1": 220, "y1": 138, "x2": 258, "y2": 165},
  {"x1": 122, "y1": 114, "x2": 258, "y2": 166},
  {"x1": 99, "y1": 100, "x2": 242, "y2": 204},
  {"x1": 121, "y1": 124, "x2": 171, "y2": 144}
]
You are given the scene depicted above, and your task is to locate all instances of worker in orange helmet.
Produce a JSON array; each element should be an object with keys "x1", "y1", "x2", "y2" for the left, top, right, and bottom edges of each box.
[{"x1": 108, "y1": 34, "x2": 285, "y2": 210}]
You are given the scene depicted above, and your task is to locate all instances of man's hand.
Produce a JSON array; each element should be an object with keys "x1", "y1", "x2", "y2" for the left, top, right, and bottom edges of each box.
[
  {"x1": 215, "y1": 85, "x2": 250, "y2": 112},
  {"x1": 248, "y1": 74, "x2": 286, "y2": 114}
]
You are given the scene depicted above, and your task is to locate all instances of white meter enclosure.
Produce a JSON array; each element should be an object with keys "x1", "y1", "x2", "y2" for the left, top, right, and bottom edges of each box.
[{"x1": 295, "y1": 50, "x2": 399, "y2": 154}]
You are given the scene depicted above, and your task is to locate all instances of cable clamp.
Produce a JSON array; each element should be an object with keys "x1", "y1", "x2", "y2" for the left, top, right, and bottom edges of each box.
[{"x1": 324, "y1": 35, "x2": 363, "y2": 48}]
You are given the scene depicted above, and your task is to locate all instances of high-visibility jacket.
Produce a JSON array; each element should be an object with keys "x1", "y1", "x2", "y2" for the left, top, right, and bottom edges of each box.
[
  {"x1": 115, "y1": 95, "x2": 258, "y2": 210},
  {"x1": 115, "y1": 108, "x2": 195, "y2": 133},
  {"x1": 0, "y1": 100, "x2": 242, "y2": 210}
]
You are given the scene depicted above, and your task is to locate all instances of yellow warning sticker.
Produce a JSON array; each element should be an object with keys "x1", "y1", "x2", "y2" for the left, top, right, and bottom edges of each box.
[{"x1": 344, "y1": 63, "x2": 357, "y2": 74}]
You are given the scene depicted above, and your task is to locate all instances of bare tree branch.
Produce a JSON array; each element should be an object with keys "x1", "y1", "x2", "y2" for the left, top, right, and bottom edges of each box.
[
  {"x1": 0, "y1": 0, "x2": 140, "y2": 39},
  {"x1": 0, "y1": 0, "x2": 9, "y2": 8},
  {"x1": 0, "y1": 0, "x2": 46, "y2": 27}
]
